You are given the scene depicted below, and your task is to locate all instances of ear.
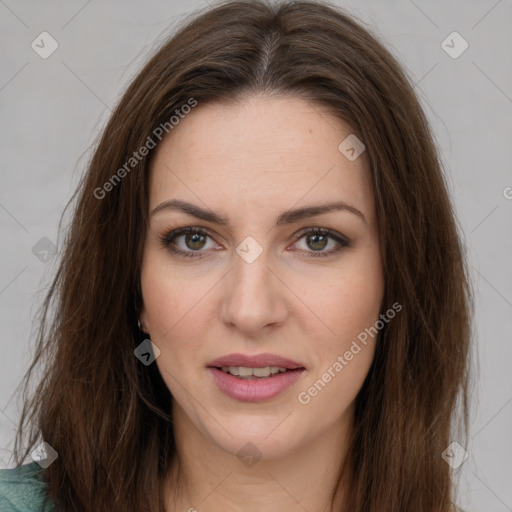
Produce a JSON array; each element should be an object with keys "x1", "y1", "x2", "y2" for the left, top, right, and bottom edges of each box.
[{"x1": 139, "y1": 306, "x2": 150, "y2": 335}]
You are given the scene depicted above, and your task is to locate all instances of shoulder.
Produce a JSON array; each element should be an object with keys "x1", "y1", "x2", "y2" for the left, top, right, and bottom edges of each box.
[{"x1": 0, "y1": 462, "x2": 56, "y2": 511}]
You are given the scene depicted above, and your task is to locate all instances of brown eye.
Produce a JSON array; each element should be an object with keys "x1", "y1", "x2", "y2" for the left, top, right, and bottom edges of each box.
[
  {"x1": 305, "y1": 232, "x2": 329, "y2": 251},
  {"x1": 160, "y1": 227, "x2": 215, "y2": 258},
  {"x1": 183, "y1": 231, "x2": 207, "y2": 250},
  {"x1": 292, "y1": 228, "x2": 350, "y2": 258},
  {"x1": 159, "y1": 226, "x2": 350, "y2": 260}
]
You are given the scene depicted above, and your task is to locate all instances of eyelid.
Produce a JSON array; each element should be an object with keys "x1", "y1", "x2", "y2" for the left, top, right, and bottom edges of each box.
[
  {"x1": 158, "y1": 226, "x2": 217, "y2": 258},
  {"x1": 292, "y1": 226, "x2": 350, "y2": 246},
  {"x1": 159, "y1": 225, "x2": 350, "y2": 258}
]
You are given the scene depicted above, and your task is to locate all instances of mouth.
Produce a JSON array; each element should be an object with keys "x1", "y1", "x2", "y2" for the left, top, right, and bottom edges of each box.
[
  {"x1": 206, "y1": 353, "x2": 306, "y2": 402},
  {"x1": 216, "y1": 365, "x2": 296, "y2": 379},
  {"x1": 207, "y1": 352, "x2": 305, "y2": 372}
]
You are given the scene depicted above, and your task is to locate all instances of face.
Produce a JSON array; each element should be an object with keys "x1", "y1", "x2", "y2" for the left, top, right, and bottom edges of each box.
[{"x1": 140, "y1": 94, "x2": 384, "y2": 460}]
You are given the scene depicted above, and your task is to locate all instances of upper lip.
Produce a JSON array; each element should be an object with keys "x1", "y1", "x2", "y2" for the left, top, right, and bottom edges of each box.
[{"x1": 207, "y1": 353, "x2": 305, "y2": 370}]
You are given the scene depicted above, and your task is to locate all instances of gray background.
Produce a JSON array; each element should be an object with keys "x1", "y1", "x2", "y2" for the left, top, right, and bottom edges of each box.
[{"x1": 1, "y1": 1, "x2": 511, "y2": 510}]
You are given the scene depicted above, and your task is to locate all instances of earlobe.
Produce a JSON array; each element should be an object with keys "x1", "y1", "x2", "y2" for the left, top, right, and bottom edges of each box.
[{"x1": 138, "y1": 309, "x2": 149, "y2": 334}]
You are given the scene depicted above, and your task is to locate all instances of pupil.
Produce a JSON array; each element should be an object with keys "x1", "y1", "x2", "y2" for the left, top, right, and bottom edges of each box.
[
  {"x1": 308, "y1": 233, "x2": 327, "y2": 251},
  {"x1": 186, "y1": 232, "x2": 205, "y2": 250}
]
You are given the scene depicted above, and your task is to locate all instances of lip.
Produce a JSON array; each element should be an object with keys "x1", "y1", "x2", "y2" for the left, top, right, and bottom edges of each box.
[
  {"x1": 206, "y1": 352, "x2": 306, "y2": 403},
  {"x1": 207, "y1": 352, "x2": 305, "y2": 370},
  {"x1": 207, "y1": 367, "x2": 305, "y2": 402}
]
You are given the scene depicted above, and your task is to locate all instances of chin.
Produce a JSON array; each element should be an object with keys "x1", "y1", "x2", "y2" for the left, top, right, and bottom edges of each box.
[{"x1": 203, "y1": 413, "x2": 305, "y2": 461}]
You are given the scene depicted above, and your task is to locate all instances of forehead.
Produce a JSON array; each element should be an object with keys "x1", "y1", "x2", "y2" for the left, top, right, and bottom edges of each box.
[{"x1": 148, "y1": 95, "x2": 372, "y2": 215}]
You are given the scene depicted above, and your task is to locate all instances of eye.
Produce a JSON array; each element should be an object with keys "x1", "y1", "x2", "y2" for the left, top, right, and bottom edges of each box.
[
  {"x1": 159, "y1": 227, "x2": 219, "y2": 259},
  {"x1": 290, "y1": 227, "x2": 350, "y2": 258},
  {"x1": 159, "y1": 226, "x2": 350, "y2": 259}
]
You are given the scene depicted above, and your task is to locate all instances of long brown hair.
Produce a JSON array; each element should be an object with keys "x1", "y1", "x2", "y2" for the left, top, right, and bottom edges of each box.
[{"x1": 11, "y1": 1, "x2": 472, "y2": 510}]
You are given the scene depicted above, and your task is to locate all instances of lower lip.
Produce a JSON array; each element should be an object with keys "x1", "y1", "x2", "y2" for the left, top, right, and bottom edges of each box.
[{"x1": 207, "y1": 367, "x2": 305, "y2": 402}]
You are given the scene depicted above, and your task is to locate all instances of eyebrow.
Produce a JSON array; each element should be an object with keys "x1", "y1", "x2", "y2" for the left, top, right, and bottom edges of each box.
[{"x1": 150, "y1": 199, "x2": 367, "y2": 226}]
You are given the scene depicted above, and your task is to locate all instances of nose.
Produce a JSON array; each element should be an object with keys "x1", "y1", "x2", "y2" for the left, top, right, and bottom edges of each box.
[{"x1": 220, "y1": 242, "x2": 289, "y2": 335}]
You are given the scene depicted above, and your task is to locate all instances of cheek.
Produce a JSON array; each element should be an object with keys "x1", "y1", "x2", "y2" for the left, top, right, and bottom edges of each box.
[
  {"x1": 140, "y1": 269, "x2": 180, "y2": 334},
  {"x1": 140, "y1": 250, "x2": 205, "y2": 334},
  {"x1": 296, "y1": 250, "x2": 384, "y2": 347},
  {"x1": 296, "y1": 271, "x2": 382, "y2": 414},
  {"x1": 298, "y1": 252, "x2": 383, "y2": 406},
  {"x1": 333, "y1": 273, "x2": 383, "y2": 339},
  {"x1": 139, "y1": 253, "x2": 216, "y2": 369}
]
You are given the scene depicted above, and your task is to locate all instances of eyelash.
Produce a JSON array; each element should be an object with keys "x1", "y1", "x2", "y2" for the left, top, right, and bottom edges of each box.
[{"x1": 158, "y1": 226, "x2": 350, "y2": 259}]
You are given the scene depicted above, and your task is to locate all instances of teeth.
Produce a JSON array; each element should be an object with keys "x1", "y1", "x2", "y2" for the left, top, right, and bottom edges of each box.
[
  {"x1": 238, "y1": 366, "x2": 253, "y2": 377},
  {"x1": 220, "y1": 366, "x2": 288, "y2": 378},
  {"x1": 253, "y1": 367, "x2": 271, "y2": 377}
]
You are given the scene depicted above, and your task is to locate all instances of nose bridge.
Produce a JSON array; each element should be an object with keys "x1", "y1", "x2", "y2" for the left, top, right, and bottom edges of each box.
[{"x1": 221, "y1": 235, "x2": 286, "y2": 331}]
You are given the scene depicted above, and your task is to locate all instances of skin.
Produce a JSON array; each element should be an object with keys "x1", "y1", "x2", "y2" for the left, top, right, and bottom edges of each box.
[{"x1": 139, "y1": 94, "x2": 384, "y2": 512}]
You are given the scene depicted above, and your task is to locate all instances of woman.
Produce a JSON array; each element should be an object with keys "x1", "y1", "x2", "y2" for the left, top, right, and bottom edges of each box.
[{"x1": 0, "y1": 0, "x2": 472, "y2": 511}]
